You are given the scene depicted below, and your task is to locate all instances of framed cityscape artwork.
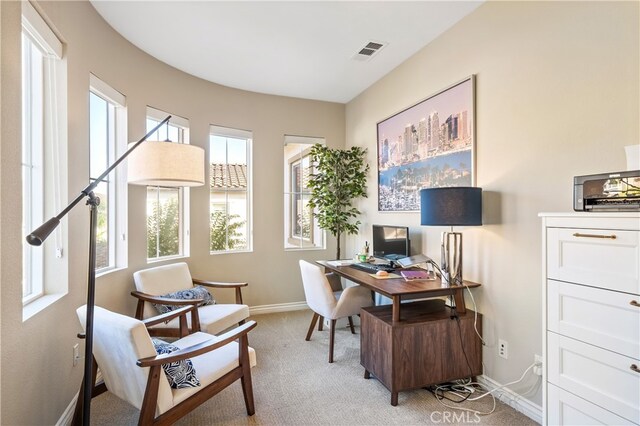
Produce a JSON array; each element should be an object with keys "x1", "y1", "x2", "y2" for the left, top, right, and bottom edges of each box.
[{"x1": 377, "y1": 75, "x2": 475, "y2": 212}]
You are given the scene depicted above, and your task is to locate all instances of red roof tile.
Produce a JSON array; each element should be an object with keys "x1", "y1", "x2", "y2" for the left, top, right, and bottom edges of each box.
[{"x1": 210, "y1": 163, "x2": 247, "y2": 189}]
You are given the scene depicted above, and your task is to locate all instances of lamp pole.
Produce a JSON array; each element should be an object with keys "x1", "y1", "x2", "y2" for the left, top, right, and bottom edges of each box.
[{"x1": 26, "y1": 116, "x2": 171, "y2": 426}]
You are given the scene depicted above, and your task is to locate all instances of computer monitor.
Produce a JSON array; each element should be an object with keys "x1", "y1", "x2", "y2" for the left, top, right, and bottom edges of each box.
[{"x1": 372, "y1": 224, "x2": 410, "y2": 263}]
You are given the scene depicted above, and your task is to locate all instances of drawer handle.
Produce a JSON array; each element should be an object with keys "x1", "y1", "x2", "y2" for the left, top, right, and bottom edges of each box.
[
  {"x1": 631, "y1": 364, "x2": 640, "y2": 373},
  {"x1": 631, "y1": 300, "x2": 640, "y2": 308},
  {"x1": 572, "y1": 232, "x2": 617, "y2": 240}
]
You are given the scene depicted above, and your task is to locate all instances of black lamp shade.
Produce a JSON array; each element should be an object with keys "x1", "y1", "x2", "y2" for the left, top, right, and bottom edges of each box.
[{"x1": 420, "y1": 187, "x2": 482, "y2": 226}]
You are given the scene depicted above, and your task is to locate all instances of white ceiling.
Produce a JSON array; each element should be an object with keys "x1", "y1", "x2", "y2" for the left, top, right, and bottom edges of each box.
[{"x1": 91, "y1": 1, "x2": 483, "y2": 103}]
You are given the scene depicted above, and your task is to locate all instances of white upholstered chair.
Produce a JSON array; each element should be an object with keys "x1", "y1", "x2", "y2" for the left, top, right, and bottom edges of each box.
[
  {"x1": 76, "y1": 305, "x2": 257, "y2": 425},
  {"x1": 299, "y1": 260, "x2": 373, "y2": 363},
  {"x1": 132, "y1": 262, "x2": 249, "y2": 337}
]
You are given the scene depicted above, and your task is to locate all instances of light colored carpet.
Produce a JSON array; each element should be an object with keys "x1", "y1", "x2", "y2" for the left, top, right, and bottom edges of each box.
[{"x1": 90, "y1": 310, "x2": 539, "y2": 425}]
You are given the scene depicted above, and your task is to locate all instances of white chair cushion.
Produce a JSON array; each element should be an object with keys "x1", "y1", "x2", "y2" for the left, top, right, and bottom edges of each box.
[
  {"x1": 133, "y1": 262, "x2": 195, "y2": 320},
  {"x1": 169, "y1": 332, "x2": 257, "y2": 406},
  {"x1": 147, "y1": 303, "x2": 250, "y2": 336},
  {"x1": 76, "y1": 306, "x2": 174, "y2": 416}
]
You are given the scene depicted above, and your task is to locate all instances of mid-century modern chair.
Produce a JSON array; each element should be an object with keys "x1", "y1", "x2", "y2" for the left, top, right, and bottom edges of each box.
[
  {"x1": 299, "y1": 260, "x2": 373, "y2": 363},
  {"x1": 132, "y1": 262, "x2": 249, "y2": 337},
  {"x1": 76, "y1": 304, "x2": 257, "y2": 425}
]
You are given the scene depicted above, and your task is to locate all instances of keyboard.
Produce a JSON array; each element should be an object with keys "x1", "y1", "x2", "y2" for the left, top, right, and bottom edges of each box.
[{"x1": 351, "y1": 262, "x2": 396, "y2": 273}]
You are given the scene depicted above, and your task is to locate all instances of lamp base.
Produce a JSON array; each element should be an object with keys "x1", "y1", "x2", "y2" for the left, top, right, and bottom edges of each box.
[{"x1": 440, "y1": 231, "x2": 463, "y2": 287}]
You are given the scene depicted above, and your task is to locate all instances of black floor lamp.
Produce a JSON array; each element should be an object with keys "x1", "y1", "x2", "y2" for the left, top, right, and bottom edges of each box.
[{"x1": 26, "y1": 115, "x2": 205, "y2": 425}]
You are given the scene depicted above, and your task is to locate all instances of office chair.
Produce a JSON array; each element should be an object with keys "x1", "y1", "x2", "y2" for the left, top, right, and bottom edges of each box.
[{"x1": 299, "y1": 260, "x2": 372, "y2": 363}]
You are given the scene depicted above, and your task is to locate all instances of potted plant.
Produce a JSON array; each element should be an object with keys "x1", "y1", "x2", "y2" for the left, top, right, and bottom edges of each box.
[{"x1": 307, "y1": 144, "x2": 369, "y2": 259}]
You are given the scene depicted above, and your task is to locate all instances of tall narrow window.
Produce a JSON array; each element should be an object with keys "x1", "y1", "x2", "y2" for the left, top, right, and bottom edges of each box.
[
  {"x1": 89, "y1": 75, "x2": 127, "y2": 273},
  {"x1": 22, "y1": 32, "x2": 45, "y2": 302},
  {"x1": 284, "y1": 136, "x2": 325, "y2": 250},
  {"x1": 210, "y1": 126, "x2": 252, "y2": 253},
  {"x1": 21, "y1": 0, "x2": 67, "y2": 313},
  {"x1": 146, "y1": 109, "x2": 190, "y2": 260}
]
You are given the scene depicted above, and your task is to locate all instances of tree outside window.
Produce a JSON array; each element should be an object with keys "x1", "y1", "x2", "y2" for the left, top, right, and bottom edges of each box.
[{"x1": 146, "y1": 113, "x2": 188, "y2": 260}]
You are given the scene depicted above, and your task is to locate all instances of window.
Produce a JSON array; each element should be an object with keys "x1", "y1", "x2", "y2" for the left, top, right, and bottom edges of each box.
[
  {"x1": 89, "y1": 75, "x2": 127, "y2": 273},
  {"x1": 209, "y1": 126, "x2": 252, "y2": 253},
  {"x1": 21, "y1": 1, "x2": 67, "y2": 312},
  {"x1": 284, "y1": 136, "x2": 325, "y2": 250},
  {"x1": 22, "y1": 32, "x2": 45, "y2": 303},
  {"x1": 146, "y1": 108, "x2": 190, "y2": 260}
]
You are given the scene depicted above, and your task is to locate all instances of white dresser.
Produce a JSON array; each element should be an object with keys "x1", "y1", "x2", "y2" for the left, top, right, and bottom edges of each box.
[{"x1": 541, "y1": 213, "x2": 640, "y2": 425}]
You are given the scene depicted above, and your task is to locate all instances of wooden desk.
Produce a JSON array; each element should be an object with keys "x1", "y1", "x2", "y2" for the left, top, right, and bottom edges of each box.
[
  {"x1": 318, "y1": 261, "x2": 483, "y2": 406},
  {"x1": 317, "y1": 261, "x2": 481, "y2": 322}
]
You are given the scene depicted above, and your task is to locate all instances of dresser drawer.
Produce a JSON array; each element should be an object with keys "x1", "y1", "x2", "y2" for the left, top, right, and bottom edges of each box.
[
  {"x1": 546, "y1": 227, "x2": 640, "y2": 294},
  {"x1": 547, "y1": 332, "x2": 640, "y2": 424},
  {"x1": 547, "y1": 383, "x2": 634, "y2": 425},
  {"x1": 547, "y1": 280, "x2": 640, "y2": 359}
]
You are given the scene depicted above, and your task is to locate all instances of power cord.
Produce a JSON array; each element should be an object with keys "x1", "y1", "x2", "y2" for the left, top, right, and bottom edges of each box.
[
  {"x1": 429, "y1": 362, "x2": 539, "y2": 416},
  {"x1": 424, "y1": 258, "x2": 541, "y2": 416},
  {"x1": 427, "y1": 259, "x2": 486, "y2": 346}
]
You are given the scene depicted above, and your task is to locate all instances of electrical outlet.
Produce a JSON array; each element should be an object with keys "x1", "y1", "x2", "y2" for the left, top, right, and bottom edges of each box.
[
  {"x1": 498, "y1": 339, "x2": 508, "y2": 359},
  {"x1": 73, "y1": 344, "x2": 80, "y2": 366},
  {"x1": 533, "y1": 354, "x2": 543, "y2": 376}
]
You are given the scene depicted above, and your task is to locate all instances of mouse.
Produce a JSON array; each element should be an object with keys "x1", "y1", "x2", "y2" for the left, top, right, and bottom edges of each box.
[{"x1": 376, "y1": 270, "x2": 389, "y2": 277}]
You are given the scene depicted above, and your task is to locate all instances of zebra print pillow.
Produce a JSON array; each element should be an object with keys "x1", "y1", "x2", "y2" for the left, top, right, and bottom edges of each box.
[
  {"x1": 152, "y1": 285, "x2": 216, "y2": 315},
  {"x1": 151, "y1": 338, "x2": 201, "y2": 389}
]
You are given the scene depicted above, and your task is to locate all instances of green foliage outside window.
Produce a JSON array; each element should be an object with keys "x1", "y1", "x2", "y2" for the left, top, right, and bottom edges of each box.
[
  {"x1": 95, "y1": 199, "x2": 109, "y2": 269},
  {"x1": 147, "y1": 197, "x2": 180, "y2": 258},
  {"x1": 210, "y1": 210, "x2": 246, "y2": 251}
]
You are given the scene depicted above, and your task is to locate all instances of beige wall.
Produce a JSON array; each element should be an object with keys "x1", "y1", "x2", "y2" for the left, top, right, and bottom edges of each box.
[
  {"x1": 345, "y1": 1, "x2": 639, "y2": 406},
  {"x1": 0, "y1": 1, "x2": 344, "y2": 423}
]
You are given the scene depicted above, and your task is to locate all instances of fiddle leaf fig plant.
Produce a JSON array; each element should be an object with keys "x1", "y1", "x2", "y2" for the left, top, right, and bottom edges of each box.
[{"x1": 307, "y1": 144, "x2": 369, "y2": 260}]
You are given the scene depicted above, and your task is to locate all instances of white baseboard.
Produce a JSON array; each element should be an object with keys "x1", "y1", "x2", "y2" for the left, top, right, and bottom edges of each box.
[
  {"x1": 56, "y1": 391, "x2": 77, "y2": 426},
  {"x1": 477, "y1": 375, "x2": 542, "y2": 424},
  {"x1": 57, "y1": 371, "x2": 103, "y2": 426},
  {"x1": 249, "y1": 301, "x2": 308, "y2": 315}
]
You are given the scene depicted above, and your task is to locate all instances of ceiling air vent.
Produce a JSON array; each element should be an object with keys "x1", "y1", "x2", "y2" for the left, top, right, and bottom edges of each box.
[{"x1": 352, "y1": 40, "x2": 387, "y2": 62}]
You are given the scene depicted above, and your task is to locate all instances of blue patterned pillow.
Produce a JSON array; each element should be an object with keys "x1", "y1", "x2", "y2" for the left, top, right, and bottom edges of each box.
[
  {"x1": 152, "y1": 285, "x2": 215, "y2": 315},
  {"x1": 151, "y1": 338, "x2": 201, "y2": 389}
]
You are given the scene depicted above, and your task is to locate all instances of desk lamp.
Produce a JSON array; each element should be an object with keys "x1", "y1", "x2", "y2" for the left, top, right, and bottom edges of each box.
[{"x1": 420, "y1": 187, "x2": 482, "y2": 286}]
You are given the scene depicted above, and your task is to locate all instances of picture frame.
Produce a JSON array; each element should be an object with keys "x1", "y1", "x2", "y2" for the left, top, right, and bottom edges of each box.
[{"x1": 377, "y1": 75, "x2": 475, "y2": 212}]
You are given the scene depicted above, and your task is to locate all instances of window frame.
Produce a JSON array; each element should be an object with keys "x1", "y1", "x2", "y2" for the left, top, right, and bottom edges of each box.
[
  {"x1": 21, "y1": 32, "x2": 45, "y2": 304},
  {"x1": 145, "y1": 108, "x2": 190, "y2": 262},
  {"x1": 89, "y1": 74, "x2": 127, "y2": 275},
  {"x1": 21, "y1": 0, "x2": 68, "y2": 317},
  {"x1": 288, "y1": 148, "x2": 315, "y2": 244},
  {"x1": 284, "y1": 135, "x2": 325, "y2": 251},
  {"x1": 209, "y1": 125, "x2": 253, "y2": 254}
]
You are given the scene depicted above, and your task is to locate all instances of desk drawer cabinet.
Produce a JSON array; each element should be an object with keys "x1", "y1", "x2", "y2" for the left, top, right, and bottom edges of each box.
[
  {"x1": 541, "y1": 213, "x2": 640, "y2": 426},
  {"x1": 360, "y1": 300, "x2": 482, "y2": 402}
]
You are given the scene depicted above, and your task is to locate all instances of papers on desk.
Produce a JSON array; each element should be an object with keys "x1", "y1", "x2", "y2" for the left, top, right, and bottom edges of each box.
[
  {"x1": 368, "y1": 273, "x2": 402, "y2": 280},
  {"x1": 327, "y1": 259, "x2": 356, "y2": 267}
]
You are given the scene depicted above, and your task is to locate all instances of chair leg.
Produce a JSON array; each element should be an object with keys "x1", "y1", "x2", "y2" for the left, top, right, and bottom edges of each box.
[
  {"x1": 329, "y1": 319, "x2": 336, "y2": 363},
  {"x1": 318, "y1": 315, "x2": 324, "y2": 331},
  {"x1": 305, "y1": 312, "x2": 319, "y2": 341},
  {"x1": 239, "y1": 334, "x2": 255, "y2": 416},
  {"x1": 348, "y1": 316, "x2": 355, "y2": 334}
]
